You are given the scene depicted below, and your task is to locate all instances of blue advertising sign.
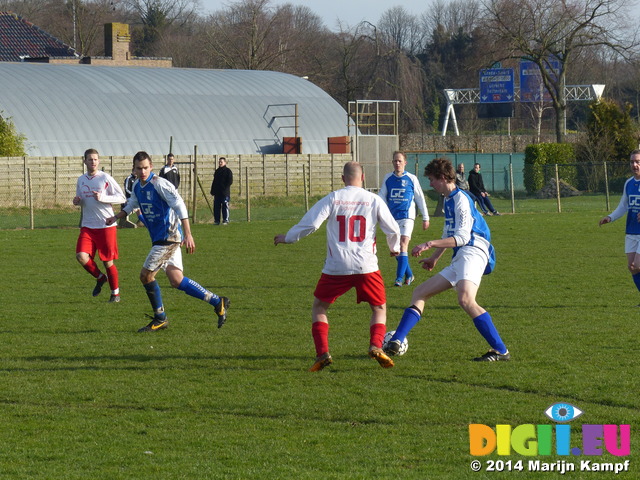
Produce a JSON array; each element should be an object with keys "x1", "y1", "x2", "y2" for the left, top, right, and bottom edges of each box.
[
  {"x1": 519, "y1": 58, "x2": 560, "y2": 102},
  {"x1": 479, "y1": 68, "x2": 514, "y2": 103}
]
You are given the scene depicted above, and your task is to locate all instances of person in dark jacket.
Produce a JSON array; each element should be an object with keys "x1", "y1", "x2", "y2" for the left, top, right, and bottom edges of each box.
[
  {"x1": 210, "y1": 157, "x2": 233, "y2": 225},
  {"x1": 159, "y1": 153, "x2": 180, "y2": 189},
  {"x1": 468, "y1": 163, "x2": 500, "y2": 216}
]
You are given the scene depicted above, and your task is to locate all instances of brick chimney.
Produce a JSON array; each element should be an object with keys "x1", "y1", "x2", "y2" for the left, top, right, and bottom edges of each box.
[{"x1": 104, "y1": 23, "x2": 130, "y2": 63}]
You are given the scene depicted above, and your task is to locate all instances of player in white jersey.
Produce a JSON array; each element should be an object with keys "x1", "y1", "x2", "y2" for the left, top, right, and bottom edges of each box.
[
  {"x1": 274, "y1": 161, "x2": 401, "y2": 371},
  {"x1": 379, "y1": 151, "x2": 430, "y2": 286},
  {"x1": 385, "y1": 157, "x2": 510, "y2": 362},
  {"x1": 599, "y1": 149, "x2": 640, "y2": 300},
  {"x1": 73, "y1": 149, "x2": 126, "y2": 302},
  {"x1": 107, "y1": 151, "x2": 229, "y2": 332}
]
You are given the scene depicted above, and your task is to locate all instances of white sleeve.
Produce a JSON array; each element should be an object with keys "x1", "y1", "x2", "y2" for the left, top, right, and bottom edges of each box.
[
  {"x1": 101, "y1": 174, "x2": 126, "y2": 204},
  {"x1": 378, "y1": 174, "x2": 390, "y2": 204},
  {"x1": 411, "y1": 174, "x2": 429, "y2": 221},
  {"x1": 284, "y1": 194, "x2": 332, "y2": 243},
  {"x1": 450, "y1": 195, "x2": 473, "y2": 246},
  {"x1": 376, "y1": 199, "x2": 401, "y2": 252},
  {"x1": 608, "y1": 179, "x2": 630, "y2": 222},
  {"x1": 156, "y1": 177, "x2": 189, "y2": 219}
]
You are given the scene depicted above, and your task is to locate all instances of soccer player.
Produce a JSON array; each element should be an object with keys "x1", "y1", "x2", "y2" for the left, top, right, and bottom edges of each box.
[
  {"x1": 274, "y1": 161, "x2": 401, "y2": 371},
  {"x1": 599, "y1": 149, "x2": 640, "y2": 300},
  {"x1": 73, "y1": 148, "x2": 126, "y2": 302},
  {"x1": 379, "y1": 151, "x2": 430, "y2": 287},
  {"x1": 384, "y1": 157, "x2": 510, "y2": 362},
  {"x1": 107, "y1": 151, "x2": 229, "y2": 332}
]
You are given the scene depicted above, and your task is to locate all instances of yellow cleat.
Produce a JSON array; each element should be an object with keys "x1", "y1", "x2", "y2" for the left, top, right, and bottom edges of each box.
[
  {"x1": 309, "y1": 352, "x2": 333, "y2": 372},
  {"x1": 369, "y1": 347, "x2": 394, "y2": 368}
]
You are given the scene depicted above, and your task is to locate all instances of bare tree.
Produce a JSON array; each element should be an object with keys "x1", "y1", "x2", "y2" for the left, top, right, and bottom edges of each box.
[
  {"x1": 481, "y1": 0, "x2": 640, "y2": 142},
  {"x1": 378, "y1": 6, "x2": 425, "y2": 56}
]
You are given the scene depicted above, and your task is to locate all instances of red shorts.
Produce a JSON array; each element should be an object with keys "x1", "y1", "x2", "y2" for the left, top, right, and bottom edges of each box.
[
  {"x1": 76, "y1": 227, "x2": 118, "y2": 262},
  {"x1": 313, "y1": 271, "x2": 386, "y2": 306}
]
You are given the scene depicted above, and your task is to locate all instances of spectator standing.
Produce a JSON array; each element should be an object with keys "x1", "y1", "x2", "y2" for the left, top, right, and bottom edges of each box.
[
  {"x1": 210, "y1": 157, "x2": 233, "y2": 225},
  {"x1": 159, "y1": 153, "x2": 180, "y2": 189}
]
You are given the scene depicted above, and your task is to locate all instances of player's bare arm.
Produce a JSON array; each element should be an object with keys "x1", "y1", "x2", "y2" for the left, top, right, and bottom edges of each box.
[
  {"x1": 180, "y1": 218, "x2": 195, "y2": 254},
  {"x1": 422, "y1": 220, "x2": 430, "y2": 230},
  {"x1": 274, "y1": 234, "x2": 287, "y2": 245}
]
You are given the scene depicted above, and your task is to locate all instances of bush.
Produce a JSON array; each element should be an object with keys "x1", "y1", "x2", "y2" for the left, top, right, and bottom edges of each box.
[
  {"x1": 0, "y1": 113, "x2": 26, "y2": 157},
  {"x1": 524, "y1": 143, "x2": 576, "y2": 193}
]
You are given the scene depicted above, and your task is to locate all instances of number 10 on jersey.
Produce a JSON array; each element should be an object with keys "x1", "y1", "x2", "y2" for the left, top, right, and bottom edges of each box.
[{"x1": 337, "y1": 215, "x2": 366, "y2": 242}]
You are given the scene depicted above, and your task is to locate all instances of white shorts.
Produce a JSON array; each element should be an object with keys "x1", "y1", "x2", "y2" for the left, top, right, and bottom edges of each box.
[
  {"x1": 397, "y1": 218, "x2": 415, "y2": 237},
  {"x1": 438, "y1": 247, "x2": 488, "y2": 287},
  {"x1": 143, "y1": 243, "x2": 183, "y2": 272},
  {"x1": 625, "y1": 235, "x2": 640, "y2": 254}
]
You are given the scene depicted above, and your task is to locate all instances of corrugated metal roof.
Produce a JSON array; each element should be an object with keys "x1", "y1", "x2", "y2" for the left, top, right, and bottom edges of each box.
[{"x1": 0, "y1": 62, "x2": 350, "y2": 157}]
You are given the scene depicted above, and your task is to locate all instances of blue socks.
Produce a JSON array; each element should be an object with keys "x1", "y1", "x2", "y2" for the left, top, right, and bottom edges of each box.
[
  {"x1": 396, "y1": 253, "x2": 412, "y2": 282},
  {"x1": 144, "y1": 280, "x2": 165, "y2": 319},
  {"x1": 178, "y1": 277, "x2": 220, "y2": 306},
  {"x1": 473, "y1": 312, "x2": 507, "y2": 354},
  {"x1": 391, "y1": 306, "x2": 422, "y2": 342},
  {"x1": 633, "y1": 273, "x2": 640, "y2": 292}
]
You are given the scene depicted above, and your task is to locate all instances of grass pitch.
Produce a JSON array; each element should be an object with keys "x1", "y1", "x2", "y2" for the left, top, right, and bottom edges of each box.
[{"x1": 0, "y1": 209, "x2": 638, "y2": 479}]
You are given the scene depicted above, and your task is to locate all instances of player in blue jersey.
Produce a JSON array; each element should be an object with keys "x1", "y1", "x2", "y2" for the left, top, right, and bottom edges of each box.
[
  {"x1": 599, "y1": 150, "x2": 640, "y2": 300},
  {"x1": 107, "y1": 151, "x2": 229, "y2": 332},
  {"x1": 384, "y1": 157, "x2": 510, "y2": 362},
  {"x1": 379, "y1": 151, "x2": 430, "y2": 287}
]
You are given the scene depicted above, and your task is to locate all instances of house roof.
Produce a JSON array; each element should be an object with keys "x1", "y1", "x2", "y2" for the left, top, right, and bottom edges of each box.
[
  {"x1": 0, "y1": 12, "x2": 77, "y2": 62},
  {"x1": 0, "y1": 62, "x2": 351, "y2": 156}
]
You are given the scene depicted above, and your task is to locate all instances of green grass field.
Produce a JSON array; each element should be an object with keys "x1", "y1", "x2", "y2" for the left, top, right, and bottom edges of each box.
[{"x1": 0, "y1": 207, "x2": 638, "y2": 479}]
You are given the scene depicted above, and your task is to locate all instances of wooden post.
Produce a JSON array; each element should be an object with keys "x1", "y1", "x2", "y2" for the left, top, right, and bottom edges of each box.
[
  {"x1": 555, "y1": 163, "x2": 561, "y2": 213},
  {"x1": 245, "y1": 166, "x2": 251, "y2": 222},
  {"x1": 509, "y1": 163, "x2": 515, "y2": 214},
  {"x1": 28, "y1": 167, "x2": 34, "y2": 229},
  {"x1": 192, "y1": 145, "x2": 198, "y2": 223},
  {"x1": 603, "y1": 161, "x2": 610, "y2": 211},
  {"x1": 286, "y1": 155, "x2": 290, "y2": 197},
  {"x1": 303, "y1": 164, "x2": 309, "y2": 212}
]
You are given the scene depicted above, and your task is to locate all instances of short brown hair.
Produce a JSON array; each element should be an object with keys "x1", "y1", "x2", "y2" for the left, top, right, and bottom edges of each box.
[
  {"x1": 133, "y1": 151, "x2": 152, "y2": 165},
  {"x1": 83, "y1": 148, "x2": 98, "y2": 160},
  {"x1": 424, "y1": 157, "x2": 456, "y2": 182}
]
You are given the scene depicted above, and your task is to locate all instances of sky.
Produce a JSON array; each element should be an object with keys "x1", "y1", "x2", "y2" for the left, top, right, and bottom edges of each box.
[{"x1": 197, "y1": 0, "x2": 430, "y2": 28}]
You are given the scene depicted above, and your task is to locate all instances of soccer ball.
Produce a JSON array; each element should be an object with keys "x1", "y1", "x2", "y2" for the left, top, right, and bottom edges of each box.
[{"x1": 383, "y1": 330, "x2": 408, "y2": 356}]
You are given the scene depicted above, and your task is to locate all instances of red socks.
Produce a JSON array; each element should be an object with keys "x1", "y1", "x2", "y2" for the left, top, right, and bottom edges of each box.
[
  {"x1": 82, "y1": 258, "x2": 102, "y2": 279},
  {"x1": 311, "y1": 321, "x2": 329, "y2": 356},
  {"x1": 370, "y1": 323, "x2": 386, "y2": 349},
  {"x1": 106, "y1": 264, "x2": 119, "y2": 293}
]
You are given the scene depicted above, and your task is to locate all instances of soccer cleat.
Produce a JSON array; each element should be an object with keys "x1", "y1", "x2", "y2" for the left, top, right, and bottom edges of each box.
[
  {"x1": 493, "y1": 211, "x2": 501, "y2": 216},
  {"x1": 404, "y1": 275, "x2": 415, "y2": 286},
  {"x1": 369, "y1": 347, "x2": 394, "y2": 368},
  {"x1": 92, "y1": 276, "x2": 107, "y2": 297},
  {"x1": 383, "y1": 339, "x2": 402, "y2": 356},
  {"x1": 394, "y1": 279, "x2": 403, "y2": 287},
  {"x1": 138, "y1": 315, "x2": 168, "y2": 333},
  {"x1": 215, "y1": 297, "x2": 230, "y2": 328},
  {"x1": 473, "y1": 349, "x2": 511, "y2": 362},
  {"x1": 108, "y1": 294, "x2": 121, "y2": 303},
  {"x1": 309, "y1": 352, "x2": 333, "y2": 372}
]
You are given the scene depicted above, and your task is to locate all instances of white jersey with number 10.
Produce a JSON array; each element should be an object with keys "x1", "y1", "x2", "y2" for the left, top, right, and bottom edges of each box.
[{"x1": 284, "y1": 185, "x2": 401, "y2": 275}]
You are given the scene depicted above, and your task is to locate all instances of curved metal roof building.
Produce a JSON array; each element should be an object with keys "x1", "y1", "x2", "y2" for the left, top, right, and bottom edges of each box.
[{"x1": 0, "y1": 62, "x2": 350, "y2": 157}]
